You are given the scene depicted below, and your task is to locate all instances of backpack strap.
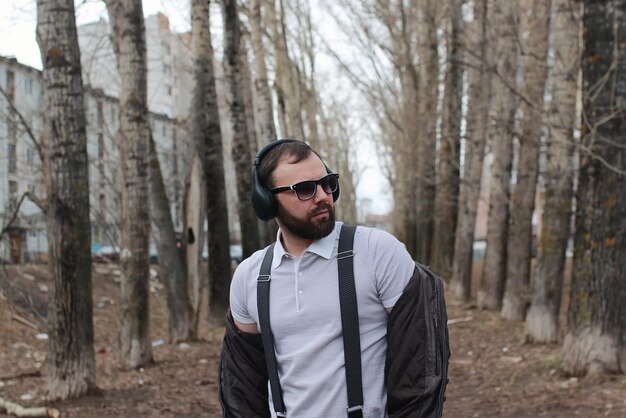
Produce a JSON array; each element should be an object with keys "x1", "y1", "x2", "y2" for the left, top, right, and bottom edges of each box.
[
  {"x1": 256, "y1": 225, "x2": 363, "y2": 418},
  {"x1": 256, "y1": 243, "x2": 286, "y2": 417},
  {"x1": 337, "y1": 225, "x2": 363, "y2": 418}
]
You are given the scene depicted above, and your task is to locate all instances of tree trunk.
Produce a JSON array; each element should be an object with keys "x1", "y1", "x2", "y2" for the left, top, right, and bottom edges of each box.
[
  {"x1": 526, "y1": 0, "x2": 580, "y2": 343},
  {"x1": 190, "y1": 0, "x2": 232, "y2": 321},
  {"x1": 562, "y1": 0, "x2": 626, "y2": 377},
  {"x1": 451, "y1": 0, "x2": 490, "y2": 302},
  {"x1": 250, "y1": 0, "x2": 277, "y2": 143},
  {"x1": 148, "y1": 134, "x2": 192, "y2": 342},
  {"x1": 183, "y1": 154, "x2": 205, "y2": 337},
  {"x1": 223, "y1": 0, "x2": 261, "y2": 259},
  {"x1": 414, "y1": 0, "x2": 439, "y2": 264},
  {"x1": 106, "y1": 0, "x2": 153, "y2": 368},
  {"x1": 477, "y1": 1, "x2": 518, "y2": 311},
  {"x1": 431, "y1": 0, "x2": 463, "y2": 279},
  {"x1": 36, "y1": 0, "x2": 97, "y2": 399},
  {"x1": 501, "y1": 0, "x2": 551, "y2": 321}
]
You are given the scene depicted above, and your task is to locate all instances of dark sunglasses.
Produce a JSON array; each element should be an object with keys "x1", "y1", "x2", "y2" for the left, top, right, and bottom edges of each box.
[{"x1": 270, "y1": 173, "x2": 339, "y2": 201}]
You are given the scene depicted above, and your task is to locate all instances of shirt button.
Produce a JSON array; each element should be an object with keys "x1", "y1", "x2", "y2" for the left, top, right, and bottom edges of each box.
[
  {"x1": 299, "y1": 272, "x2": 303, "y2": 276},
  {"x1": 298, "y1": 290, "x2": 303, "y2": 295}
]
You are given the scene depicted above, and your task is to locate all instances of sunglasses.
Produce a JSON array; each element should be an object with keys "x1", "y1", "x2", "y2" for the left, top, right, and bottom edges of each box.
[{"x1": 270, "y1": 173, "x2": 339, "y2": 201}]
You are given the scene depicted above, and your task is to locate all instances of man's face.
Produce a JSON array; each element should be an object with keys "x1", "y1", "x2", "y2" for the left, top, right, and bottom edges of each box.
[{"x1": 272, "y1": 153, "x2": 336, "y2": 241}]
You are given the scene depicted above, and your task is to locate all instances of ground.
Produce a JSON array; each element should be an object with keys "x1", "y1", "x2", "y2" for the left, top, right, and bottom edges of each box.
[{"x1": 0, "y1": 262, "x2": 624, "y2": 417}]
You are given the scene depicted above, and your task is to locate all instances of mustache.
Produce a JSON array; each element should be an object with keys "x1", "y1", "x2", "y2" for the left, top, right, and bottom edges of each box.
[{"x1": 310, "y1": 203, "x2": 332, "y2": 217}]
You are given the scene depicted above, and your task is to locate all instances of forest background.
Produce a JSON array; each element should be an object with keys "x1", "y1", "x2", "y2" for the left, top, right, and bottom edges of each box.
[{"x1": 0, "y1": 0, "x2": 624, "y2": 416}]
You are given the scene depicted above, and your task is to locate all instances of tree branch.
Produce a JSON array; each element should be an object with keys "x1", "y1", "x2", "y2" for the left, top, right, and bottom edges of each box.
[{"x1": 0, "y1": 191, "x2": 47, "y2": 240}]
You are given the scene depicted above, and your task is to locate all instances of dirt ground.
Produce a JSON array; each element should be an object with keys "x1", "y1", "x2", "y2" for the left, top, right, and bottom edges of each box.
[{"x1": 1, "y1": 262, "x2": 625, "y2": 418}]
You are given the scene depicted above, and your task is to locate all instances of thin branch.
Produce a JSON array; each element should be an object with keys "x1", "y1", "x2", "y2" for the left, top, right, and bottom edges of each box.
[{"x1": 0, "y1": 191, "x2": 47, "y2": 240}]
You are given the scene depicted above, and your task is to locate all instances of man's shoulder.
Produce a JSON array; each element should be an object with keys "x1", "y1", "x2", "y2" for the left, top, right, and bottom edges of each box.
[{"x1": 234, "y1": 244, "x2": 274, "y2": 278}]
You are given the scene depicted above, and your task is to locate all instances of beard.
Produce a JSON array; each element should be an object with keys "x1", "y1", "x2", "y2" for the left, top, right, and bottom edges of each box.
[{"x1": 277, "y1": 201, "x2": 336, "y2": 241}]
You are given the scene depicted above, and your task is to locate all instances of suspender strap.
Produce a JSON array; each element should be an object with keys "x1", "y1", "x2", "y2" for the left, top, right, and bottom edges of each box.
[
  {"x1": 337, "y1": 225, "x2": 363, "y2": 418},
  {"x1": 257, "y1": 243, "x2": 286, "y2": 417}
]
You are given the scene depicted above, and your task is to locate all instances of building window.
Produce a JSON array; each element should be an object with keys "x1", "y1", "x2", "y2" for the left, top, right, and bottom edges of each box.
[
  {"x1": 8, "y1": 142, "x2": 17, "y2": 174},
  {"x1": 25, "y1": 78, "x2": 33, "y2": 95},
  {"x1": 6, "y1": 70, "x2": 15, "y2": 99},
  {"x1": 26, "y1": 147, "x2": 34, "y2": 165},
  {"x1": 9, "y1": 180, "x2": 18, "y2": 210},
  {"x1": 167, "y1": 85, "x2": 172, "y2": 96}
]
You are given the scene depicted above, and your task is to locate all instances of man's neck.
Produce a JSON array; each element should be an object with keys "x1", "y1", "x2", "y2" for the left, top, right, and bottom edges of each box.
[{"x1": 279, "y1": 229, "x2": 313, "y2": 259}]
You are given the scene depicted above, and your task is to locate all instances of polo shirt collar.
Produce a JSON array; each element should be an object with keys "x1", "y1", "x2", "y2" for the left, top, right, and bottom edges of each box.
[{"x1": 272, "y1": 221, "x2": 342, "y2": 269}]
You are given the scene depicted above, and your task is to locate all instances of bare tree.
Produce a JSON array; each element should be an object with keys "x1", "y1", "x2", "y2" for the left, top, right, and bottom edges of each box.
[
  {"x1": 501, "y1": 0, "x2": 551, "y2": 321},
  {"x1": 190, "y1": 0, "x2": 232, "y2": 321},
  {"x1": 526, "y1": 0, "x2": 580, "y2": 343},
  {"x1": 413, "y1": 0, "x2": 440, "y2": 264},
  {"x1": 148, "y1": 134, "x2": 192, "y2": 342},
  {"x1": 249, "y1": 0, "x2": 277, "y2": 143},
  {"x1": 450, "y1": 0, "x2": 491, "y2": 301},
  {"x1": 477, "y1": 1, "x2": 519, "y2": 311},
  {"x1": 36, "y1": 0, "x2": 97, "y2": 398},
  {"x1": 105, "y1": 0, "x2": 153, "y2": 368},
  {"x1": 431, "y1": 0, "x2": 464, "y2": 279},
  {"x1": 223, "y1": 0, "x2": 261, "y2": 259},
  {"x1": 183, "y1": 153, "x2": 205, "y2": 336},
  {"x1": 562, "y1": 0, "x2": 625, "y2": 377}
]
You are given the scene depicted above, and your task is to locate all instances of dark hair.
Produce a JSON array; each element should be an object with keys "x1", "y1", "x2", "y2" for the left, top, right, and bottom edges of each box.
[{"x1": 258, "y1": 141, "x2": 324, "y2": 188}]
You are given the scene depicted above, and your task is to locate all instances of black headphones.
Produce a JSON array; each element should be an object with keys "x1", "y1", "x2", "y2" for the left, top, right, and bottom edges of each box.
[{"x1": 251, "y1": 139, "x2": 340, "y2": 221}]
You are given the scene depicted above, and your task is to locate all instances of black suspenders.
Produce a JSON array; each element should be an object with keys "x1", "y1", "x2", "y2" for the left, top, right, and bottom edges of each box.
[{"x1": 256, "y1": 225, "x2": 363, "y2": 418}]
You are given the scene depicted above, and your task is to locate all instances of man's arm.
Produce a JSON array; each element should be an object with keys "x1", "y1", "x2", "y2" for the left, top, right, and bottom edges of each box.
[{"x1": 235, "y1": 319, "x2": 260, "y2": 334}]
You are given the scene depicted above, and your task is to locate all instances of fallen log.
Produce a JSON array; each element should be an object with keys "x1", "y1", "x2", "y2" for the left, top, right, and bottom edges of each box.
[{"x1": 0, "y1": 396, "x2": 60, "y2": 417}]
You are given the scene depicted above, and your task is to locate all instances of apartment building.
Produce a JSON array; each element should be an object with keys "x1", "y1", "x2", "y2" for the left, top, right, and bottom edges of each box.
[{"x1": 0, "y1": 55, "x2": 188, "y2": 263}]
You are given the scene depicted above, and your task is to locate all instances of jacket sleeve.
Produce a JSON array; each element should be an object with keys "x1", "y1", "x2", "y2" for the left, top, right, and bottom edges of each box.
[
  {"x1": 218, "y1": 310, "x2": 271, "y2": 418},
  {"x1": 386, "y1": 264, "x2": 451, "y2": 418}
]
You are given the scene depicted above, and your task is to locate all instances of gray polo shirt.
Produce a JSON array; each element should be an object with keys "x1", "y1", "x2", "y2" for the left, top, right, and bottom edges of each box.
[{"x1": 229, "y1": 221, "x2": 416, "y2": 418}]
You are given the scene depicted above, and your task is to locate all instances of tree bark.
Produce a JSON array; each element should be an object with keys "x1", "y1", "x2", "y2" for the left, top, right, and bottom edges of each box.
[
  {"x1": 148, "y1": 134, "x2": 192, "y2": 342},
  {"x1": 562, "y1": 0, "x2": 626, "y2": 377},
  {"x1": 183, "y1": 154, "x2": 205, "y2": 337},
  {"x1": 501, "y1": 0, "x2": 551, "y2": 321},
  {"x1": 250, "y1": 0, "x2": 277, "y2": 143},
  {"x1": 477, "y1": 1, "x2": 519, "y2": 311},
  {"x1": 106, "y1": 0, "x2": 153, "y2": 368},
  {"x1": 36, "y1": 0, "x2": 97, "y2": 399},
  {"x1": 432, "y1": 0, "x2": 463, "y2": 279},
  {"x1": 223, "y1": 0, "x2": 261, "y2": 259},
  {"x1": 414, "y1": 0, "x2": 439, "y2": 264},
  {"x1": 451, "y1": 0, "x2": 491, "y2": 302},
  {"x1": 526, "y1": 0, "x2": 580, "y2": 343},
  {"x1": 190, "y1": 0, "x2": 232, "y2": 321}
]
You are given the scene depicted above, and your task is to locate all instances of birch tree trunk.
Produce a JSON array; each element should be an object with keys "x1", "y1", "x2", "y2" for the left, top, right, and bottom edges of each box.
[
  {"x1": 148, "y1": 134, "x2": 192, "y2": 342},
  {"x1": 36, "y1": 0, "x2": 97, "y2": 399},
  {"x1": 477, "y1": 1, "x2": 519, "y2": 311},
  {"x1": 501, "y1": 0, "x2": 551, "y2": 321},
  {"x1": 250, "y1": 0, "x2": 277, "y2": 143},
  {"x1": 526, "y1": 0, "x2": 580, "y2": 343},
  {"x1": 223, "y1": 0, "x2": 261, "y2": 259},
  {"x1": 562, "y1": 0, "x2": 626, "y2": 377},
  {"x1": 183, "y1": 154, "x2": 205, "y2": 337},
  {"x1": 414, "y1": 0, "x2": 439, "y2": 264},
  {"x1": 451, "y1": 0, "x2": 491, "y2": 301},
  {"x1": 432, "y1": 0, "x2": 463, "y2": 279},
  {"x1": 190, "y1": 0, "x2": 232, "y2": 321},
  {"x1": 106, "y1": 0, "x2": 153, "y2": 368}
]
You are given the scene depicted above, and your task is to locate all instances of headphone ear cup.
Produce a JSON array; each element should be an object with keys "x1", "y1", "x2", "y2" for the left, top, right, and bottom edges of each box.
[{"x1": 251, "y1": 169, "x2": 278, "y2": 221}]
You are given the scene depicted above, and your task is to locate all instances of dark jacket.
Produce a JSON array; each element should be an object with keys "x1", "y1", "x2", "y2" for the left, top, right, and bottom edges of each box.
[{"x1": 218, "y1": 263, "x2": 450, "y2": 418}]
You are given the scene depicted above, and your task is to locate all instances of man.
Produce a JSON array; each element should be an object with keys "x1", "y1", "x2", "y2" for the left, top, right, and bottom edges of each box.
[{"x1": 219, "y1": 139, "x2": 449, "y2": 418}]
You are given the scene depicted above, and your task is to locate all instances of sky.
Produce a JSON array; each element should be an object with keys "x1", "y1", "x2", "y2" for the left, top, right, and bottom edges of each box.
[
  {"x1": 0, "y1": 0, "x2": 391, "y2": 215},
  {"x1": 0, "y1": 0, "x2": 192, "y2": 69}
]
